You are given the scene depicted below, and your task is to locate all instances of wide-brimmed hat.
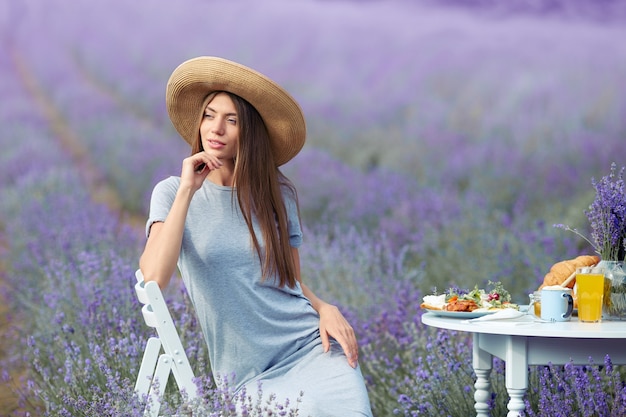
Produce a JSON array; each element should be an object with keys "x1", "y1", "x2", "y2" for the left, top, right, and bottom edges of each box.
[{"x1": 166, "y1": 56, "x2": 306, "y2": 166}]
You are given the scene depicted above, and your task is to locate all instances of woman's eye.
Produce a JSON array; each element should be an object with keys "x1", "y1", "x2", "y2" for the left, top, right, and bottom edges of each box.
[
  {"x1": 228, "y1": 118, "x2": 237, "y2": 125},
  {"x1": 203, "y1": 113, "x2": 213, "y2": 119}
]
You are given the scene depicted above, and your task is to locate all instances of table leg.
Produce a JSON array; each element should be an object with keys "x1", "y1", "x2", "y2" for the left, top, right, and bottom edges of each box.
[
  {"x1": 473, "y1": 333, "x2": 492, "y2": 417},
  {"x1": 505, "y1": 336, "x2": 528, "y2": 417},
  {"x1": 506, "y1": 389, "x2": 525, "y2": 417}
]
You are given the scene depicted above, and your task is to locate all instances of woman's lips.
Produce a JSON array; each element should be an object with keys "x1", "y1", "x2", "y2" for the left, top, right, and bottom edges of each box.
[{"x1": 207, "y1": 139, "x2": 225, "y2": 149}]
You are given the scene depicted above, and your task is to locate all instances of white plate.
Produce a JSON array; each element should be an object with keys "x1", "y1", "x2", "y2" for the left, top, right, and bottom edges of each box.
[{"x1": 423, "y1": 309, "x2": 499, "y2": 319}]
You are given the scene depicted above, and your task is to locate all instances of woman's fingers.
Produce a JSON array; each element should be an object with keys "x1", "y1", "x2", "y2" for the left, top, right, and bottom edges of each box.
[
  {"x1": 182, "y1": 153, "x2": 222, "y2": 185},
  {"x1": 193, "y1": 152, "x2": 223, "y2": 172},
  {"x1": 336, "y1": 327, "x2": 359, "y2": 368},
  {"x1": 319, "y1": 304, "x2": 359, "y2": 368}
]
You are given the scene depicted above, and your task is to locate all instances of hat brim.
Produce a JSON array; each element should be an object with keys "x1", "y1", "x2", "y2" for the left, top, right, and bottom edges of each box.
[{"x1": 166, "y1": 56, "x2": 306, "y2": 166}]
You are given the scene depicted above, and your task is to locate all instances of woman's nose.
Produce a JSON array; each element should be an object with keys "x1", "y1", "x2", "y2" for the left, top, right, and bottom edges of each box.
[{"x1": 211, "y1": 120, "x2": 225, "y2": 135}]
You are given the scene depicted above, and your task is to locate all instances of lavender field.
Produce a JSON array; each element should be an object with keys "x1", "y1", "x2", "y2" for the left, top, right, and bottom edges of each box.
[{"x1": 2, "y1": 0, "x2": 626, "y2": 415}]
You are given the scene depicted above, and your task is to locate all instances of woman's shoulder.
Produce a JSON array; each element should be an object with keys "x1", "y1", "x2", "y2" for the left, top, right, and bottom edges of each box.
[
  {"x1": 152, "y1": 176, "x2": 181, "y2": 196},
  {"x1": 156, "y1": 175, "x2": 181, "y2": 187},
  {"x1": 280, "y1": 184, "x2": 299, "y2": 210},
  {"x1": 279, "y1": 177, "x2": 297, "y2": 200}
]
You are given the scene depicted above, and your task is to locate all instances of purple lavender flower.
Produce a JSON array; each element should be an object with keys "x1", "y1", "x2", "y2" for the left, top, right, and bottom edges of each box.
[
  {"x1": 555, "y1": 163, "x2": 626, "y2": 261},
  {"x1": 586, "y1": 163, "x2": 626, "y2": 261}
]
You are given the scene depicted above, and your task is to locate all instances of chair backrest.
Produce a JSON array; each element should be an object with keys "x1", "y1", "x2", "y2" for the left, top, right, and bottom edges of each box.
[
  {"x1": 135, "y1": 270, "x2": 187, "y2": 351},
  {"x1": 134, "y1": 269, "x2": 198, "y2": 408}
]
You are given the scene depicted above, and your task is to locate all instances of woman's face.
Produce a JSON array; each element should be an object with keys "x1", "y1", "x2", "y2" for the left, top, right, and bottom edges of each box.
[{"x1": 199, "y1": 92, "x2": 239, "y2": 161}]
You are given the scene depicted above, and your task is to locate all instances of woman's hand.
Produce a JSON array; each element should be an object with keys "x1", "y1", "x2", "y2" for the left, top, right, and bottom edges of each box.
[
  {"x1": 180, "y1": 151, "x2": 222, "y2": 191},
  {"x1": 294, "y1": 249, "x2": 359, "y2": 369},
  {"x1": 318, "y1": 303, "x2": 359, "y2": 368}
]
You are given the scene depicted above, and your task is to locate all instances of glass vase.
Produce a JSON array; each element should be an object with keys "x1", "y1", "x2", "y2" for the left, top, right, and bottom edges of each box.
[{"x1": 599, "y1": 260, "x2": 626, "y2": 320}]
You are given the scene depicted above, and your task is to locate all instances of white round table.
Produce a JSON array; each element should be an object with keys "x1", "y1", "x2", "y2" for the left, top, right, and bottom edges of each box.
[{"x1": 422, "y1": 312, "x2": 626, "y2": 417}]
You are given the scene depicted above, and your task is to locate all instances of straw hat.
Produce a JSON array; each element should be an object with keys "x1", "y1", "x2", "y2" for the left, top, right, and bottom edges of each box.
[{"x1": 166, "y1": 56, "x2": 306, "y2": 166}]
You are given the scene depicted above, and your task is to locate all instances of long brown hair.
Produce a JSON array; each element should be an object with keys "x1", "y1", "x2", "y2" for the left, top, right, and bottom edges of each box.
[{"x1": 192, "y1": 91, "x2": 299, "y2": 288}]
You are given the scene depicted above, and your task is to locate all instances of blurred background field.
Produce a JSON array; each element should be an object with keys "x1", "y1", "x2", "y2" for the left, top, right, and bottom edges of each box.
[{"x1": 2, "y1": 0, "x2": 626, "y2": 415}]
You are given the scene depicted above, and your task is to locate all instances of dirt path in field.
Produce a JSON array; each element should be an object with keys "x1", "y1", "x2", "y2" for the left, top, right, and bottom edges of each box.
[
  {"x1": 11, "y1": 49, "x2": 125, "y2": 213},
  {"x1": 0, "y1": 47, "x2": 143, "y2": 415},
  {"x1": 0, "y1": 238, "x2": 22, "y2": 415},
  {"x1": 73, "y1": 53, "x2": 160, "y2": 132},
  {"x1": 0, "y1": 298, "x2": 19, "y2": 414},
  {"x1": 0, "y1": 237, "x2": 37, "y2": 414}
]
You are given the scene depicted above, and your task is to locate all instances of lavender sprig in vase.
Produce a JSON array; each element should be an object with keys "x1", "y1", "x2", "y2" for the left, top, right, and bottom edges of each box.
[{"x1": 555, "y1": 163, "x2": 626, "y2": 320}]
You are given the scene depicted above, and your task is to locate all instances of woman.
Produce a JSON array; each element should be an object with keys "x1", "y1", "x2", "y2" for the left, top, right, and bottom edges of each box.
[{"x1": 140, "y1": 56, "x2": 373, "y2": 416}]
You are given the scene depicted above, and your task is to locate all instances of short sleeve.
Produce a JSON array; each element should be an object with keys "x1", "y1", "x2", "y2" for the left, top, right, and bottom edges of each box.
[
  {"x1": 283, "y1": 187, "x2": 303, "y2": 248},
  {"x1": 145, "y1": 176, "x2": 181, "y2": 238}
]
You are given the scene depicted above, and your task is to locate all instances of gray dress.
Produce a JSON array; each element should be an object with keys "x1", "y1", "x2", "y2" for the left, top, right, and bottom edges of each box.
[{"x1": 147, "y1": 177, "x2": 373, "y2": 416}]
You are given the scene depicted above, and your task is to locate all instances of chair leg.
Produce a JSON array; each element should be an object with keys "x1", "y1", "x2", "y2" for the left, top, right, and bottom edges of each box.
[
  {"x1": 170, "y1": 358, "x2": 198, "y2": 400},
  {"x1": 135, "y1": 337, "x2": 162, "y2": 396},
  {"x1": 144, "y1": 354, "x2": 173, "y2": 417}
]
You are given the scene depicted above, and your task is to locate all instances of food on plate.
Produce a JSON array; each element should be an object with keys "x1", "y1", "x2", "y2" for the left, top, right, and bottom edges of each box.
[
  {"x1": 420, "y1": 294, "x2": 446, "y2": 310},
  {"x1": 445, "y1": 298, "x2": 479, "y2": 312},
  {"x1": 539, "y1": 255, "x2": 600, "y2": 289},
  {"x1": 421, "y1": 281, "x2": 519, "y2": 313}
]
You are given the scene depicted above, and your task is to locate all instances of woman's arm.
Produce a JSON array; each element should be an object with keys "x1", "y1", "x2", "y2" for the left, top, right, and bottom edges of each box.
[
  {"x1": 139, "y1": 186, "x2": 194, "y2": 288},
  {"x1": 293, "y1": 248, "x2": 359, "y2": 368},
  {"x1": 139, "y1": 152, "x2": 222, "y2": 288}
]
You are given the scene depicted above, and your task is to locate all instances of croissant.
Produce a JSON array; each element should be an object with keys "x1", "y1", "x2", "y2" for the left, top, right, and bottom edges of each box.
[{"x1": 539, "y1": 255, "x2": 600, "y2": 289}]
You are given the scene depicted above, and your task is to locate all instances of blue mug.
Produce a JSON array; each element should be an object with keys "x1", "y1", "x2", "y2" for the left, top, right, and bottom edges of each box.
[{"x1": 540, "y1": 286, "x2": 574, "y2": 322}]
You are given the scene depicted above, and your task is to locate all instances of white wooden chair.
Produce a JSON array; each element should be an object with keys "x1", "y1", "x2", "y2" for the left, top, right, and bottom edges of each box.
[{"x1": 134, "y1": 269, "x2": 199, "y2": 416}]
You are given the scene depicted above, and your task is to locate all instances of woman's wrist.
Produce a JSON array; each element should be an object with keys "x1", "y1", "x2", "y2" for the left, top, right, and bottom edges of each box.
[
  {"x1": 175, "y1": 181, "x2": 197, "y2": 202},
  {"x1": 316, "y1": 302, "x2": 338, "y2": 315}
]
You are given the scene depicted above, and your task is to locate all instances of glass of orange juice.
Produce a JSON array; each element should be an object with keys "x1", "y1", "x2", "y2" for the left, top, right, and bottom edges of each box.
[{"x1": 576, "y1": 266, "x2": 606, "y2": 323}]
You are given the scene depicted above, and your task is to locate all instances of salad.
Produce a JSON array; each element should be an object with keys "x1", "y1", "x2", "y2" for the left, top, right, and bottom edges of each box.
[{"x1": 421, "y1": 281, "x2": 519, "y2": 312}]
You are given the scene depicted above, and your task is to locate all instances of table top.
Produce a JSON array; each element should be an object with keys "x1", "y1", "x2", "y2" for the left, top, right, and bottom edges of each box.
[{"x1": 422, "y1": 311, "x2": 626, "y2": 338}]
